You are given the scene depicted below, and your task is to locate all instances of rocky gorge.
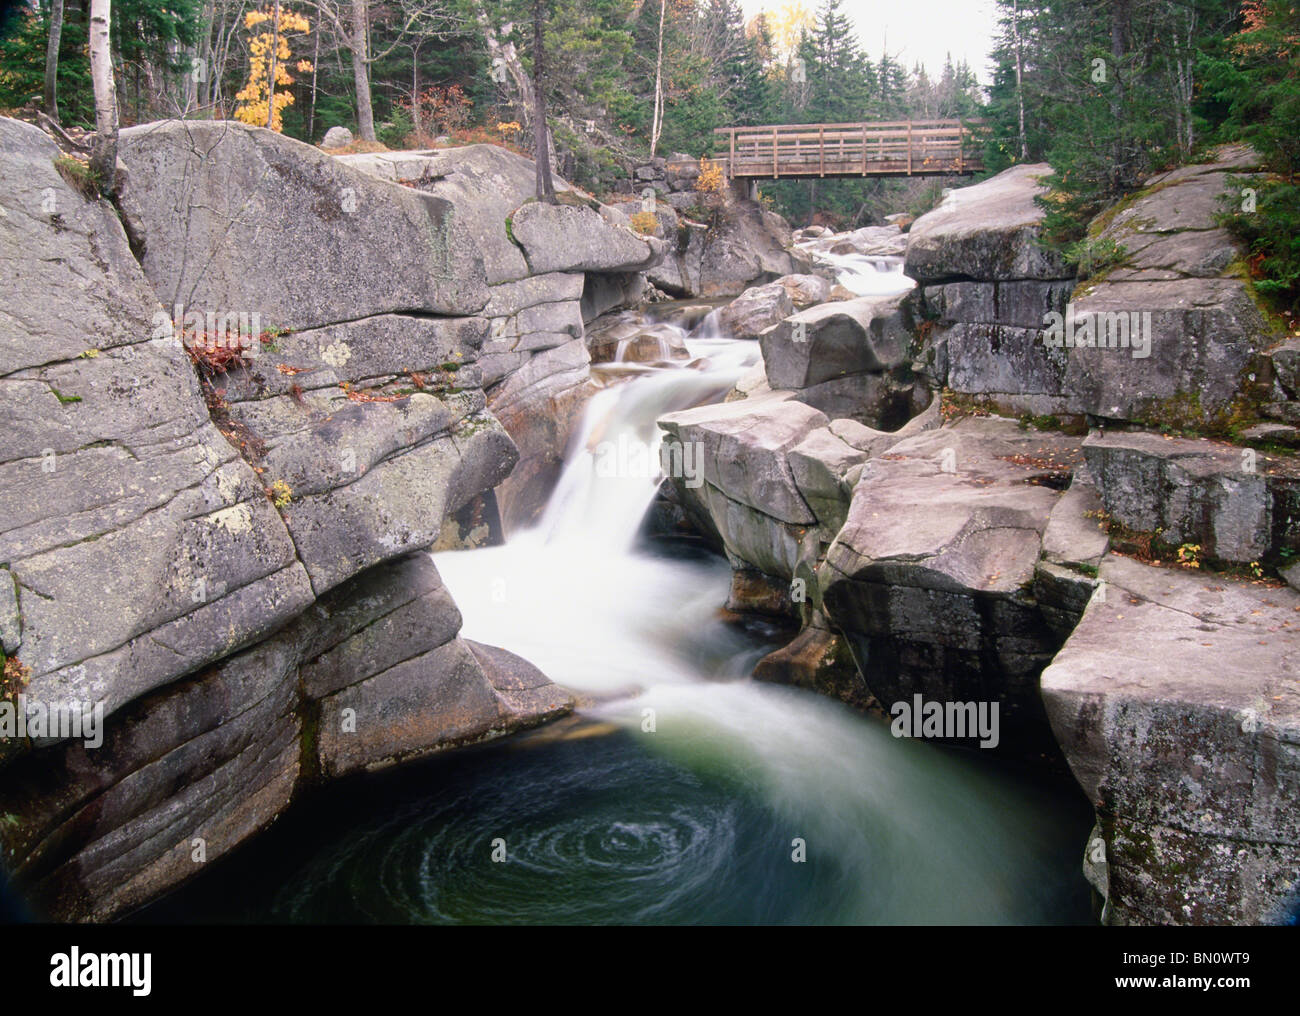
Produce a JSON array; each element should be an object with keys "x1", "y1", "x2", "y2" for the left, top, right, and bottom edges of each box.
[
  {"x1": 657, "y1": 147, "x2": 1299, "y2": 924},
  {"x1": 1, "y1": 116, "x2": 1296, "y2": 926}
]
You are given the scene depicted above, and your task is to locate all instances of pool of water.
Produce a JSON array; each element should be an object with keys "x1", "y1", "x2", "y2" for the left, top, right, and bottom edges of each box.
[{"x1": 134, "y1": 323, "x2": 1094, "y2": 926}]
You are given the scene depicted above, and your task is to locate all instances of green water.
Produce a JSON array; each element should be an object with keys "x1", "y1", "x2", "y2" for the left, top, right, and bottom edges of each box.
[
  {"x1": 133, "y1": 335, "x2": 1096, "y2": 926},
  {"x1": 135, "y1": 710, "x2": 1093, "y2": 925}
]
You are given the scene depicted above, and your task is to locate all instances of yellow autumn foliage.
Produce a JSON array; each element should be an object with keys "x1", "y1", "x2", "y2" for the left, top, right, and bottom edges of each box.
[
  {"x1": 234, "y1": 7, "x2": 312, "y2": 133},
  {"x1": 630, "y1": 210, "x2": 659, "y2": 236},
  {"x1": 695, "y1": 157, "x2": 725, "y2": 195}
]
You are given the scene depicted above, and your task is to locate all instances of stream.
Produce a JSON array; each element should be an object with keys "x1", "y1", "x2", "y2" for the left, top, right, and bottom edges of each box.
[{"x1": 134, "y1": 258, "x2": 1095, "y2": 925}]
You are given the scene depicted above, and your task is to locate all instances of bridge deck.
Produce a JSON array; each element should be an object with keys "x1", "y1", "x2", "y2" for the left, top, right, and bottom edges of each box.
[{"x1": 708, "y1": 121, "x2": 984, "y2": 179}]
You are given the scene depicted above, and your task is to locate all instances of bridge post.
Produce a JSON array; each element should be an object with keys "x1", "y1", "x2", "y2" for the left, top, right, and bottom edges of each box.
[{"x1": 728, "y1": 178, "x2": 757, "y2": 202}]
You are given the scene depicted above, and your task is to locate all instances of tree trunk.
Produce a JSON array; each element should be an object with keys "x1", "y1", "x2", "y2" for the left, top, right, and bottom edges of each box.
[
  {"x1": 533, "y1": 0, "x2": 555, "y2": 202},
  {"x1": 479, "y1": 15, "x2": 535, "y2": 130},
  {"x1": 1012, "y1": 0, "x2": 1027, "y2": 160},
  {"x1": 411, "y1": 42, "x2": 422, "y2": 137},
  {"x1": 649, "y1": 0, "x2": 665, "y2": 158},
  {"x1": 89, "y1": 0, "x2": 118, "y2": 196},
  {"x1": 44, "y1": 0, "x2": 65, "y2": 120},
  {"x1": 1109, "y1": 0, "x2": 1130, "y2": 193},
  {"x1": 351, "y1": 0, "x2": 376, "y2": 141},
  {"x1": 307, "y1": 25, "x2": 320, "y2": 139},
  {"x1": 267, "y1": 2, "x2": 280, "y2": 131}
]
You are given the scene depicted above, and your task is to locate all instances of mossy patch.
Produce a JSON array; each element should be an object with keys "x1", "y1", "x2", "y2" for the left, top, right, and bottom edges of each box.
[
  {"x1": 1087, "y1": 178, "x2": 1182, "y2": 239},
  {"x1": 1225, "y1": 256, "x2": 1290, "y2": 339},
  {"x1": 53, "y1": 154, "x2": 101, "y2": 200}
]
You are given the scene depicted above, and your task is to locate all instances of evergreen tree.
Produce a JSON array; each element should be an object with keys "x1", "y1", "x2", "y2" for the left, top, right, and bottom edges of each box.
[{"x1": 1207, "y1": 0, "x2": 1300, "y2": 312}]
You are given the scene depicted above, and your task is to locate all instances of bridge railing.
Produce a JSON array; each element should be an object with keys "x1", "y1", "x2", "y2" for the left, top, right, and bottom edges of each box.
[{"x1": 706, "y1": 120, "x2": 985, "y2": 178}]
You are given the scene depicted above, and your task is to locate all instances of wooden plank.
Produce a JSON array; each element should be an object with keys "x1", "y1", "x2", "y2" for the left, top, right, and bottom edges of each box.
[{"x1": 706, "y1": 120, "x2": 984, "y2": 179}]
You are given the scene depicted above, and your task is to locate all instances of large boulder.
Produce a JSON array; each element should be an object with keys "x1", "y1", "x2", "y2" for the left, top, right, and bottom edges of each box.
[
  {"x1": 657, "y1": 390, "x2": 940, "y2": 607},
  {"x1": 0, "y1": 118, "x2": 573, "y2": 921},
  {"x1": 820, "y1": 417, "x2": 1084, "y2": 752},
  {"x1": 320, "y1": 125, "x2": 353, "y2": 149},
  {"x1": 658, "y1": 392, "x2": 827, "y2": 579},
  {"x1": 714, "y1": 281, "x2": 795, "y2": 341},
  {"x1": 665, "y1": 201, "x2": 809, "y2": 298},
  {"x1": 117, "y1": 121, "x2": 488, "y2": 325},
  {"x1": 760, "y1": 293, "x2": 913, "y2": 389},
  {"x1": 777, "y1": 273, "x2": 833, "y2": 309},
  {"x1": 912, "y1": 150, "x2": 1275, "y2": 425},
  {"x1": 905, "y1": 164, "x2": 1072, "y2": 283},
  {"x1": 338, "y1": 143, "x2": 665, "y2": 530},
  {"x1": 1042, "y1": 555, "x2": 1300, "y2": 925},
  {"x1": 510, "y1": 200, "x2": 666, "y2": 275},
  {"x1": 1082, "y1": 431, "x2": 1300, "y2": 563},
  {"x1": 1063, "y1": 278, "x2": 1268, "y2": 421},
  {"x1": 1, "y1": 117, "x2": 311, "y2": 723},
  {"x1": 1057, "y1": 151, "x2": 1272, "y2": 423}
]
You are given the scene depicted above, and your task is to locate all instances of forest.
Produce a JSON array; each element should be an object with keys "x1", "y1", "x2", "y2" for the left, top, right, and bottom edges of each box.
[{"x1": 0, "y1": 0, "x2": 1295, "y2": 306}]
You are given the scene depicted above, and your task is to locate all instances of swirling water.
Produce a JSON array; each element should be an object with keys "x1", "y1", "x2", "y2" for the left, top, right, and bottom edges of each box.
[{"x1": 135, "y1": 309, "x2": 1095, "y2": 926}]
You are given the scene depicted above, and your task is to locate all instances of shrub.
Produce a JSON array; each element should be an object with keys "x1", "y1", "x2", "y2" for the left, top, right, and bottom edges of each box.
[
  {"x1": 629, "y1": 210, "x2": 658, "y2": 236},
  {"x1": 1063, "y1": 235, "x2": 1128, "y2": 279},
  {"x1": 1, "y1": 652, "x2": 30, "y2": 703},
  {"x1": 1220, "y1": 177, "x2": 1300, "y2": 315},
  {"x1": 695, "y1": 157, "x2": 726, "y2": 195},
  {"x1": 376, "y1": 107, "x2": 413, "y2": 147}
]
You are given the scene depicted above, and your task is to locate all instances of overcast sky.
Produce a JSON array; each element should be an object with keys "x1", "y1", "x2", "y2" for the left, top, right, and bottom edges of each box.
[{"x1": 741, "y1": 0, "x2": 1002, "y2": 83}]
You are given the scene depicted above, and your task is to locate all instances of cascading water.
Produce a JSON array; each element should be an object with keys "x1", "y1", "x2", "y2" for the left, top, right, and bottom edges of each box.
[
  {"x1": 799, "y1": 243, "x2": 916, "y2": 299},
  {"x1": 134, "y1": 314, "x2": 1093, "y2": 926}
]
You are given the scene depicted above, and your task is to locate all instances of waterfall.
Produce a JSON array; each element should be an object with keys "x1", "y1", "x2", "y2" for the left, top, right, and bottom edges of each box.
[
  {"x1": 418, "y1": 317, "x2": 1093, "y2": 923},
  {"x1": 803, "y1": 250, "x2": 916, "y2": 298},
  {"x1": 146, "y1": 305, "x2": 1093, "y2": 925}
]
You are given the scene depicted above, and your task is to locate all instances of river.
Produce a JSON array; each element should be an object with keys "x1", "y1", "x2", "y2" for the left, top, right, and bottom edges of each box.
[{"x1": 133, "y1": 258, "x2": 1095, "y2": 925}]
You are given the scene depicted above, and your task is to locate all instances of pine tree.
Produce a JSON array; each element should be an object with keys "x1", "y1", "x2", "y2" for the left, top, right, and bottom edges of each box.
[{"x1": 1208, "y1": 0, "x2": 1300, "y2": 312}]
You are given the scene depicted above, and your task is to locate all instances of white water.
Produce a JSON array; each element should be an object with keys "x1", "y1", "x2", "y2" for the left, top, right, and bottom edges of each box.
[
  {"x1": 798, "y1": 242, "x2": 916, "y2": 299},
  {"x1": 430, "y1": 316, "x2": 1087, "y2": 924}
]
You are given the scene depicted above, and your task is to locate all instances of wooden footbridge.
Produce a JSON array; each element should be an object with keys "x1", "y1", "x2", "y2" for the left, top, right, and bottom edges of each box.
[{"x1": 705, "y1": 120, "x2": 985, "y2": 179}]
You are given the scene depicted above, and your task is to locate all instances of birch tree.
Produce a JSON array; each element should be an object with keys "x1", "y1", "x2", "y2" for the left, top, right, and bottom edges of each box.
[
  {"x1": 44, "y1": 0, "x2": 65, "y2": 120},
  {"x1": 532, "y1": 0, "x2": 554, "y2": 202},
  {"x1": 89, "y1": 0, "x2": 119, "y2": 196},
  {"x1": 649, "y1": 0, "x2": 665, "y2": 158}
]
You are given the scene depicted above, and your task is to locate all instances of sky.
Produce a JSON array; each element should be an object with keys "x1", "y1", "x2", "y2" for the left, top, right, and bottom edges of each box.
[{"x1": 742, "y1": 0, "x2": 1002, "y2": 83}]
